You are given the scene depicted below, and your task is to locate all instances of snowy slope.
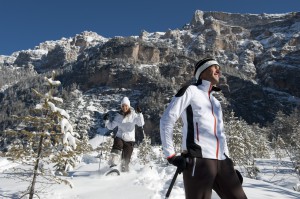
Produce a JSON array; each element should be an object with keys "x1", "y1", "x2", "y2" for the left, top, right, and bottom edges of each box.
[{"x1": 1, "y1": 135, "x2": 300, "y2": 199}]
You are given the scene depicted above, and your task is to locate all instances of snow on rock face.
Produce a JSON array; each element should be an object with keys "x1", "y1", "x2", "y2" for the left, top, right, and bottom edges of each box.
[
  {"x1": 71, "y1": 31, "x2": 109, "y2": 48},
  {"x1": 0, "y1": 55, "x2": 16, "y2": 65},
  {"x1": 3, "y1": 11, "x2": 299, "y2": 85},
  {"x1": 190, "y1": 10, "x2": 205, "y2": 26},
  {"x1": 1, "y1": 10, "x2": 300, "y2": 139},
  {"x1": 4, "y1": 31, "x2": 108, "y2": 72}
]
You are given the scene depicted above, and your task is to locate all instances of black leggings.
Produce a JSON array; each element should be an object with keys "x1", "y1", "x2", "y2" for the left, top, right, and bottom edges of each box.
[
  {"x1": 111, "y1": 137, "x2": 134, "y2": 170},
  {"x1": 183, "y1": 157, "x2": 247, "y2": 199}
]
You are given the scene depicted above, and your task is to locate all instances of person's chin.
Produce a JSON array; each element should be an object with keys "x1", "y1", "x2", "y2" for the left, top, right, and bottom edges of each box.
[
  {"x1": 211, "y1": 78, "x2": 218, "y2": 84},
  {"x1": 214, "y1": 77, "x2": 220, "y2": 83}
]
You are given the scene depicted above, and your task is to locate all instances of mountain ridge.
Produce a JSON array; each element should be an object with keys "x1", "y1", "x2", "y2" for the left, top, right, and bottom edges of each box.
[{"x1": 0, "y1": 10, "x2": 299, "y2": 142}]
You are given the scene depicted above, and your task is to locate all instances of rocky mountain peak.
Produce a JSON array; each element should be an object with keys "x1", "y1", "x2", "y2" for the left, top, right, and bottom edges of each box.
[{"x1": 0, "y1": 10, "x2": 299, "y2": 140}]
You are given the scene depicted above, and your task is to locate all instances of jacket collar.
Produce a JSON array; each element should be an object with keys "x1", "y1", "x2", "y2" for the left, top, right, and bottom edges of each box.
[{"x1": 198, "y1": 79, "x2": 213, "y2": 92}]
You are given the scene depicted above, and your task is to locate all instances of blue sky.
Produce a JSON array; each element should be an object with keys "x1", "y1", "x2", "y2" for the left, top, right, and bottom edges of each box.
[{"x1": 1, "y1": 0, "x2": 299, "y2": 55}]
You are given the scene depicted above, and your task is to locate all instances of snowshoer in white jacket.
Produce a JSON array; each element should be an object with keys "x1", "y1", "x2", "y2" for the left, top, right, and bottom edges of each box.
[
  {"x1": 160, "y1": 58, "x2": 247, "y2": 199},
  {"x1": 104, "y1": 97, "x2": 144, "y2": 172}
]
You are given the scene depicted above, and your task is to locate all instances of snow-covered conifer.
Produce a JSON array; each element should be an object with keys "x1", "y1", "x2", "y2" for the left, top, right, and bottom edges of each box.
[
  {"x1": 5, "y1": 71, "x2": 90, "y2": 199},
  {"x1": 270, "y1": 109, "x2": 300, "y2": 181},
  {"x1": 289, "y1": 109, "x2": 300, "y2": 171},
  {"x1": 96, "y1": 135, "x2": 114, "y2": 161},
  {"x1": 138, "y1": 133, "x2": 155, "y2": 165},
  {"x1": 224, "y1": 110, "x2": 270, "y2": 178},
  {"x1": 225, "y1": 111, "x2": 245, "y2": 164}
]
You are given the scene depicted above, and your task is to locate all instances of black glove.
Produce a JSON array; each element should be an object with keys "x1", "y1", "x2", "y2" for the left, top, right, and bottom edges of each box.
[
  {"x1": 136, "y1": 106, "x2": 142, "y2": 113},
  {"x1": 167, "y1": 155, "x2": 187, "y2": 173},
  {"x1": 103, "y1": 113, "x2": 109, "y2": 120}
]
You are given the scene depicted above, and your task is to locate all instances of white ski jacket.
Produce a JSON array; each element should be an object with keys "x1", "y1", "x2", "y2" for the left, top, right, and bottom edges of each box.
[
  {"x1": 160, "y1": 80, "x2": 229, "y2": 160},
  {"x1": 105, "y1": 108, "x2": 144, "y2": 142}
]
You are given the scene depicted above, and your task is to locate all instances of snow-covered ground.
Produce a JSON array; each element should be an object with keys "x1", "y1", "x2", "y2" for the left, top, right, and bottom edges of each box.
[{"x1": 1, "y1": 135, "x2": 300, "y2": 199}]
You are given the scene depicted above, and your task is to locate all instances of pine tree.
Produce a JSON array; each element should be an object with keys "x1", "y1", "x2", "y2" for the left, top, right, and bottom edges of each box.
[
  {"x1": 275, "y1": 109, "x2": 300, "y2": 176},
  {"x1": 289, "y1": 109, "x2": 300, "y2": 171},
  {"x1": 224, "y1": 110, "x2": 270, "y2": 178},
  {"x1": 225, "y1": 111, "x2": 245, "y2": 165},
  {"x1": 96, "y1": 135, "x2": 114, "y2": 161},
  {"x1": 138, "y1": 130, "x2": 155, "y2": 165},
  {"x1": 272, "y1": 111, "x2": 288, "y2": 139},
  {"x1": 5, "y1": 71, "x2": 90, "y2": 199},
  {"x1": 270, "y1": 111, "x2": 289, "y2": 159},
  {"x1": 267, "y1": 109, "x2": 300, "y2": 191},
  {"x1": 251, "y1": 124, "x2": 270, "y2": 158},
  {"x1": 272, "y1": 136, "x2": 286, "y2": 160}
]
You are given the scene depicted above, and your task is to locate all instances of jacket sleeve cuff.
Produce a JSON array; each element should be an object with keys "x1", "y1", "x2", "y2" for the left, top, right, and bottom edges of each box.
[{"x1": 167, "y1": 154, "x2": 176, "y2": 160}]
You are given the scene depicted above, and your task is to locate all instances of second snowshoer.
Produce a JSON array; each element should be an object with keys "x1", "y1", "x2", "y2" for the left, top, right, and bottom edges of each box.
[{"x1": 103, "y1": 97, "x2": 145, "y2": 172}]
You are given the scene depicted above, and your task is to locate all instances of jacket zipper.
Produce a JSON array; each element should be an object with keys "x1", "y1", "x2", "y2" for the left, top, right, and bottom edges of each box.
[
  {"x1": 208, "y1": 85, "x2": 219, "y2": 159},
  {"x1": 196, "y1": 122, "x2": 199, "y2": 141}
]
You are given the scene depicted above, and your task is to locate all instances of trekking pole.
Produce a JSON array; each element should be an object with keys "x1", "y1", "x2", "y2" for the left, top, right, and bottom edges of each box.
[
  {"x1": 98, "y1": 134, "x2": 105, "y2": 172},
  {"x1": 98, "y1": 150, "x2": 102, "y2": 172},
  {"x1": 165, "y1": 167, "x2": 180, "y2": 199}
]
